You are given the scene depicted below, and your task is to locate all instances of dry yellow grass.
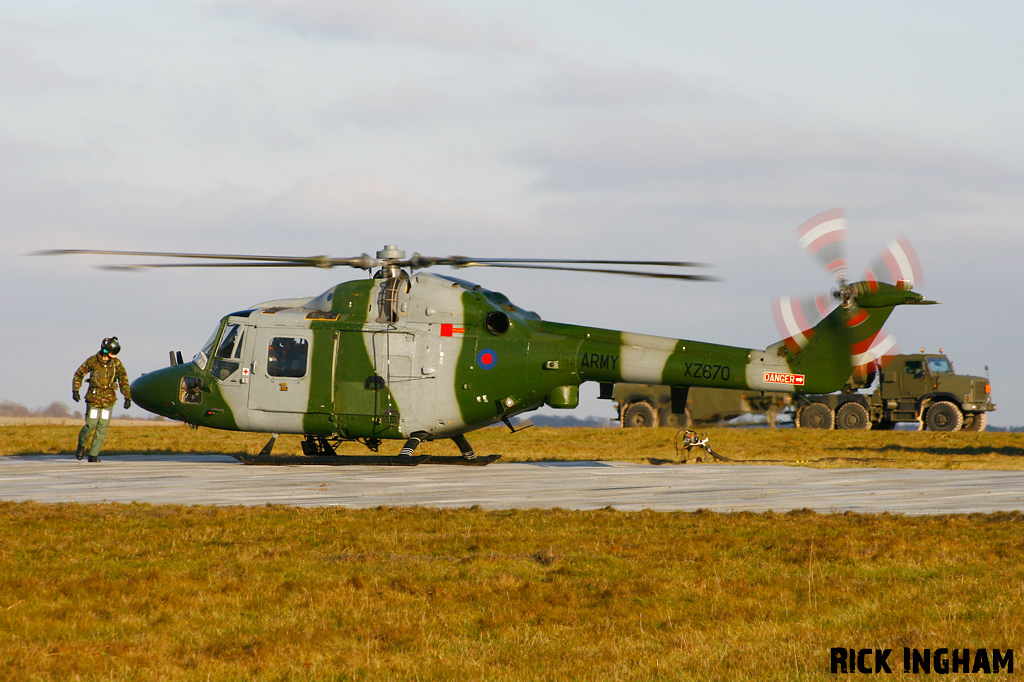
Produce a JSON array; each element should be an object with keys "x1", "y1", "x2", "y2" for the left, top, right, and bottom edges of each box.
[
  {"x1": 3, "y1": 422, "x2": 1023, "y2": 470},
  {"x1": 0, "y1": 503, "x2": 1021, "y2": 681}
]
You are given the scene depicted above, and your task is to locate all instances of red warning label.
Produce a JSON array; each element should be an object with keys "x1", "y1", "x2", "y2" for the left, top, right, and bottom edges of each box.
[{"x1": 764, "y1": 372, "x2": 805, "y2": 386}]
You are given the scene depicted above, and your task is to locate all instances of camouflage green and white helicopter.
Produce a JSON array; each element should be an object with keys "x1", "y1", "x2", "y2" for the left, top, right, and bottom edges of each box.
[{"x1": 41, "y1": 210, "x2": 934, "y2": 465}]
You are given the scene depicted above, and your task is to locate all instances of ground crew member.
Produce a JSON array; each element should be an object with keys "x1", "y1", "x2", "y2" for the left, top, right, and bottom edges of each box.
[{"x1": 72, "y1": 337, "x2": 131, "y2": 462}]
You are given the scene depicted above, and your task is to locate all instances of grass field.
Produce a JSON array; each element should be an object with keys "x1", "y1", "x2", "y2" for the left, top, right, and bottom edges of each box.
[
  {"x1": 3, "y1": 421, "x2": 1024, "y2": 470},
  {"x1": 1, "y1": 424, "x2": 1023, "y2": 680},
  {"x1": 1, "y1": 504, "x2": 1021, "y2": 681}
]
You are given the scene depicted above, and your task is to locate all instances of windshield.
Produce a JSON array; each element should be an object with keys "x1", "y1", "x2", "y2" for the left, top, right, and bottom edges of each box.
[
  {"x1": 927, "y1": 357, "x2": 953, "y2": 373},
  {"x1": 192, "y1": 325, "x2": 220, "y2": 371},
  {"x1": 216, "y1": 324, "x2": 242, "y2": 359}
]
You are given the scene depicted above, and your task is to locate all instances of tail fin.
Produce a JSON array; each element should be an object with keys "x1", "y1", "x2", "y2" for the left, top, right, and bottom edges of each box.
[{"x1": 784, "y1": 281, "x2": 935, "y2": 394}]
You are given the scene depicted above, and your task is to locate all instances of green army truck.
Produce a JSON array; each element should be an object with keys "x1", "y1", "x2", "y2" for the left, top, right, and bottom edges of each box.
[
  {"x1": 613, "y1": 384, "x2": 792, "y2": 428},
  {"x1": 794, "y1": 352, "x2": 994, "y2": 431}
]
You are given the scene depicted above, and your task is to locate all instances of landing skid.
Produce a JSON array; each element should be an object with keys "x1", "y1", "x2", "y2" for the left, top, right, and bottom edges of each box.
[
  {"x1": 235, "y1": 433, "x2": 500, "y2": 466},
  {"x1": 233, "y1": 452, "x2": 501, "y2": 466}
]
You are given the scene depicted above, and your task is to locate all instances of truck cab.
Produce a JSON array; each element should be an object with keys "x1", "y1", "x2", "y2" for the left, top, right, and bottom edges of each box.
[{"x1": 876, "y1": 354, "x2": 994, "y2": 430}]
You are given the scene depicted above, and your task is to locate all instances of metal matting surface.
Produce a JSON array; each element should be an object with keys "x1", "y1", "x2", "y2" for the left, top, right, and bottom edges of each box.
[{"x1": 3, "y1": 454, "x2": 1024, "y2": 514}]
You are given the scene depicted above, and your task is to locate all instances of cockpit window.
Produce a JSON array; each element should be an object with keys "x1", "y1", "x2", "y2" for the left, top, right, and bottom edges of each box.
[
  {"x1": 196, "y1": 321, "x2": 248, "y2": 377},
  {"x1": 193, "y1": 327, "x2": 219, "y2": 371},
  {"x1": 216, "y1": 324, "x2": 241, "y2": 358},
  {"x1": 927, "y1": 357, "x2": 952, "y2": 373},
  {"x1": 211, "y1": 324, "x2": 244, "y2": 381},
  {"x1": 267, "y1": 337, "x2": 309, "y2": 378}
]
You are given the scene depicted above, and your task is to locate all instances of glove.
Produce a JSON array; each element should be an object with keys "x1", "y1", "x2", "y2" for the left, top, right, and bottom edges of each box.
[
  {"x1": 124, "y1": 398, "x2": 132, "y2": 409},
  {"x1": 72, "y1": 390, "x2": 80, "y2": 402}
]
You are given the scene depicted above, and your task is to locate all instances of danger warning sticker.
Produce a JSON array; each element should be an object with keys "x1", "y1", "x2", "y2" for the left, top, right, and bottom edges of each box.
[{"x1": 764, "y1": 372, "x2": 805, "y2": 386}]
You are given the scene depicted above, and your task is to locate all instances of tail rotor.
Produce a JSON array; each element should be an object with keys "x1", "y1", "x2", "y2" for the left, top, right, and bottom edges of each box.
[{"x1": 773, "y1": 209, "x2": 925, "y2": 379}]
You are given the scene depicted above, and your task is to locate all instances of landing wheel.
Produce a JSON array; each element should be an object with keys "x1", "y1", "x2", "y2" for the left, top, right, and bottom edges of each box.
[
  {"x1": 963, "y1": 412, "x2": 988, "y2": 432},
  {"x1": 796, "y1": 403, "x2": 834, "y2": 429},
  {"x1": 924, "y1": 401, "x2": 963, "y2": 432},
  {"x1": 622, "y1": 402, "x2": 659, "y2": 428},
  {"x1": 836, "y1": 402, "x2": 871, "y2": 430}
]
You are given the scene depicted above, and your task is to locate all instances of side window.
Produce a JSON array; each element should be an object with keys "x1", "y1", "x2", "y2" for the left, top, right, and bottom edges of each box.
[
  {"x1": 267, "y1": 337, "x2": 309, "y2": 378},
  {"x1": 180, "y1": 376, "x2": 203, "y2": 405},
  {"x1": 905, "y1": 361, "x2": 924, "y2": 377}
]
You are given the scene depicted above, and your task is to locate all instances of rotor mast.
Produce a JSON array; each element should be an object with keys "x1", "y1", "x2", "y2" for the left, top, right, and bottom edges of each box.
[{"x1": 374, "y1": 244, "x2": 407, "y2": 279}]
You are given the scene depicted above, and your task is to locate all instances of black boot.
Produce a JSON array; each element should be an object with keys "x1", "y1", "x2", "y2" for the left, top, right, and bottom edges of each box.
[
  {"x1": 75, "y1": 446, "x2": 84, "y2": 460},
  {"x1": 88, "y1": 455, "x2": 100, "y2": 462}
]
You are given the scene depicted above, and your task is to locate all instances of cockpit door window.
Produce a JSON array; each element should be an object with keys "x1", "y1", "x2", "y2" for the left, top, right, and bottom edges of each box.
[{"x1": 267, "y1": 337, "x2": 309, "y2": 378}]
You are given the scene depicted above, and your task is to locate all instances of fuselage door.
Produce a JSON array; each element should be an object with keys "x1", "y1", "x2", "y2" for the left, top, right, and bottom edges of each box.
[{"x1": 247, "y1": 327, "x2": 313, "y2": 413}]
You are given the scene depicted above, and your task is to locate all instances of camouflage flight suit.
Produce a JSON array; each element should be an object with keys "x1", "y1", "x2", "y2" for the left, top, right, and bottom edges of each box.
[{"x1": 73, "y1": 353, "x2": 131, "y2": 460}]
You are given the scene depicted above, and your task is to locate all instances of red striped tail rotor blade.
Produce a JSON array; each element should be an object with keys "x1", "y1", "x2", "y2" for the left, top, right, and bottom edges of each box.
[
  {"x1": 864, "y1": 235, "x2": 923, "y2": 289},
  {"x1": 796, "y1": 208, "x2": 848, "y2": 284},
  {"x1": 851, "y1": 331, "x2": 899, "y2": 378},
  {"x1": 772, "y1": 294, "x2": 832, "y2": 353}
]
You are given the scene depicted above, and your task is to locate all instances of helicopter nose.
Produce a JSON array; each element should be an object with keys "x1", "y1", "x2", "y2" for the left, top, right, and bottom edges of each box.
[{"x1": 130, "y1": 366, "x2": 182, "y2": 419}]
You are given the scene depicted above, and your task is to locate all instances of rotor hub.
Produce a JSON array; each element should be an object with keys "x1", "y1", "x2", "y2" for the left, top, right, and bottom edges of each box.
[
  {"x1": 837, "y1": 282, "x2": 854, "y2": 308},
  {"x1": 376, "y1": 245, "x2": 406, "y2": 261}
]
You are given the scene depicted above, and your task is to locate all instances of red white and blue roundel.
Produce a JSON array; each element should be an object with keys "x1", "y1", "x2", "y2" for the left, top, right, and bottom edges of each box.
[{"x1": 476, "y1": 348, "x2": 497, "y2": 370}]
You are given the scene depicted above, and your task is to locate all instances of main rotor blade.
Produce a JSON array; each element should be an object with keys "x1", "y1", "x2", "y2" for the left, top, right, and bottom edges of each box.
[
  {"x1": 32, "y1": 249, "x2": 380, "y2": 270},
  {"x1": 33, "y1": 248, "x2": 714, "y2": 280},
  {"x1": 99, "y1": 263, "x2": 327, "y2": 271},
  {"x1": 457, "y1": 262, "x2": 717, "y2": 280},
  {"x1": 408, "y1": 255, "x2": 709, "y2": 269}
]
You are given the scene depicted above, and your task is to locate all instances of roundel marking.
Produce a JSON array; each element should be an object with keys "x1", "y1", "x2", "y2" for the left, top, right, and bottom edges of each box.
[{"x1": 477, "y1": 348, "x2": 497, "y2": 370}]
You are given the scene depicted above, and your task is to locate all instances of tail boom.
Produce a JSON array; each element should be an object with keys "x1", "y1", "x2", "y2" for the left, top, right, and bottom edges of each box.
[{"x1": 558, "y1": 280, "x2": 927, "y2": 397}]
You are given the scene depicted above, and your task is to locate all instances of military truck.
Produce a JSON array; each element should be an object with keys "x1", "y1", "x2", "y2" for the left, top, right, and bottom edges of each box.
[
  {"x1": 613, "y1": 384, "x2": 792, "y2": 428},
  {"x1": 794, "y1": 352, "x2": 994, "y2": 431}
]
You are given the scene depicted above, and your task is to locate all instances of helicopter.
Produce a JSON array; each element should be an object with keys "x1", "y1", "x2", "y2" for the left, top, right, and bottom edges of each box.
[{"x1": 39, "y1": 210, "x2": 934, "y2": 465}]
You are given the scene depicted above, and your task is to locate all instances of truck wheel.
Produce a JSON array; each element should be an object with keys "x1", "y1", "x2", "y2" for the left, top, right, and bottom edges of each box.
[
  {"x1": 836, "y1": 402, "x2": 871, "y2": 430},
  {"x1": 924, "y1": 401, "x2": 963, "y2": 432},
  {"x1": 622, "y1": 402, "x2": 659, "y2": 428},
  {"x1": 796, "y1": 403, "x2": 834, "y2": 429},
  {"x1": 659, "y1": 406, "x2": 691, "y2": 429},
  {"x1": 962, "y1": 412, "x2": 988, "y2": 432}
]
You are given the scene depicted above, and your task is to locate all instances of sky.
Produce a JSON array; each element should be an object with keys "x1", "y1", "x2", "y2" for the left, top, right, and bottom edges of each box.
[{"x1": 3, "y1": 1, "x2": 1023, "y2": 428}]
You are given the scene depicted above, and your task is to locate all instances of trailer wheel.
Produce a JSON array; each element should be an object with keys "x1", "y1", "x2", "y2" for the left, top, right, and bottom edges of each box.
[
  {"x1": 622, "y1": 401, "x2": 659, "y2": 428},
  {"x1": 924, "y1": 401, "x2": 963, "y2": 432},
  {"x1": 836, "y1": 402, "x2": 871, "y2": 430},
  {"x1": 962, "y1": 412, "x2": 988, "y2": 432},
  {"x1": 796, "y1": 403, "x2": 834, "y2": 429}
]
